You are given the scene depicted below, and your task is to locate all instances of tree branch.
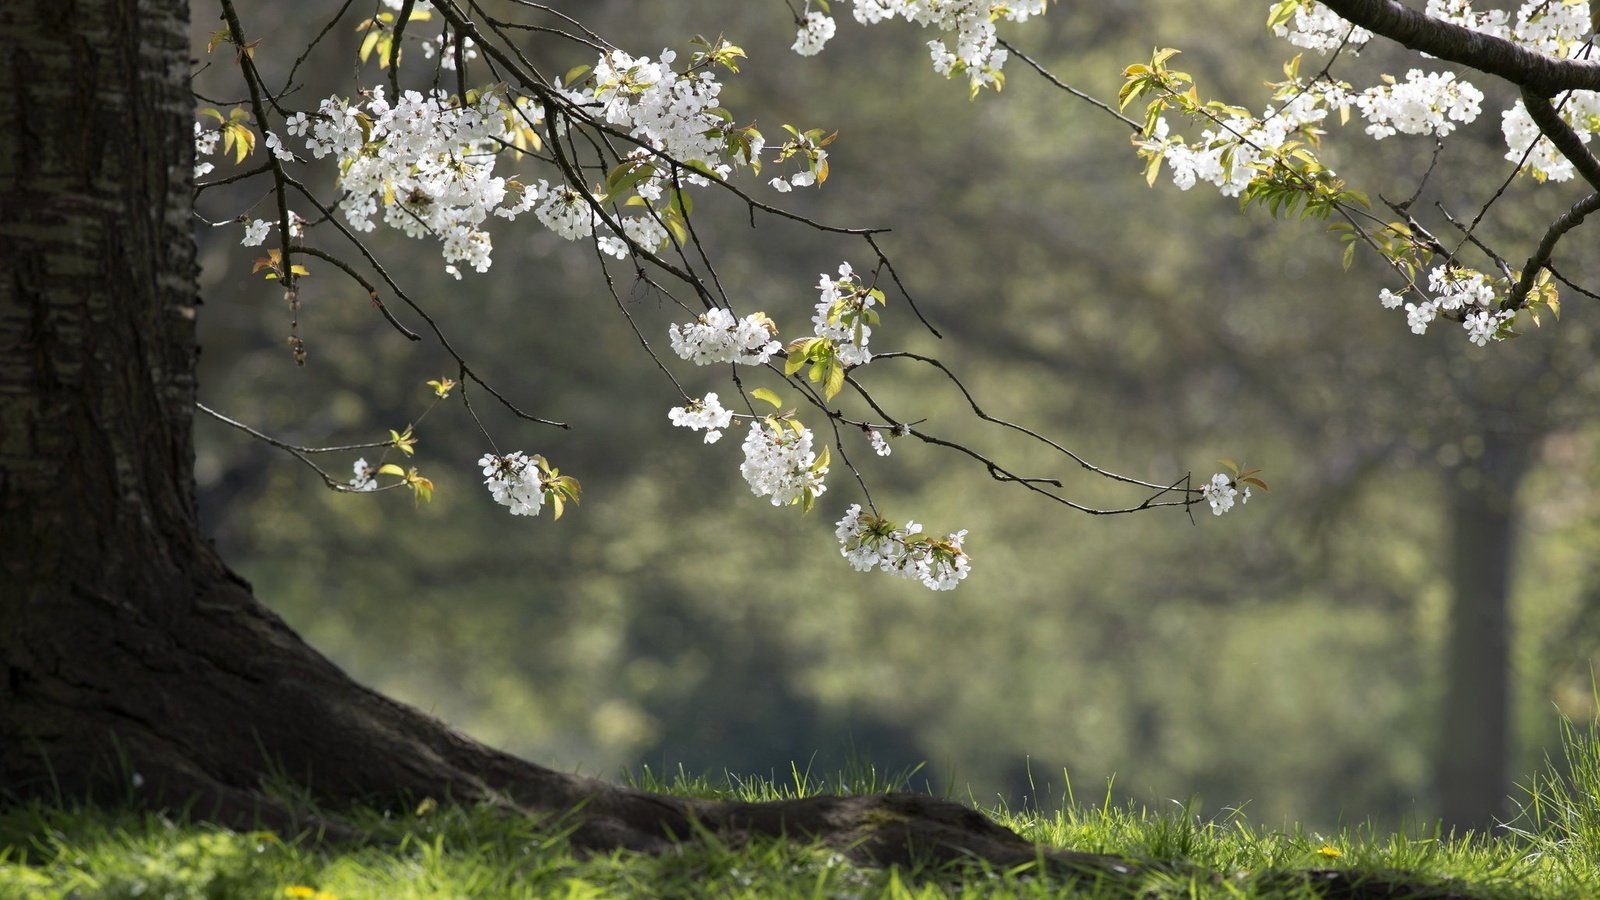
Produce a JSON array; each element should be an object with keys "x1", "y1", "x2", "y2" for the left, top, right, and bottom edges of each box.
[{"x1": 1319, "y1": 0, "x2": 1600, "y2": 94}]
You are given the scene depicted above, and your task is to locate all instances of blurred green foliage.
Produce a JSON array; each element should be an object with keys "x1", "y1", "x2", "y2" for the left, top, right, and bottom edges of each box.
[{"x1": 191, "y1": 0, "x2": 1600, "y2": 831}]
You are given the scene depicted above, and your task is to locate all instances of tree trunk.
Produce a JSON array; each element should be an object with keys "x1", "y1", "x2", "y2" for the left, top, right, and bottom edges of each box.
[
  {"x1": 1435, "y1": 429, "x2": 1529, "y2": 831},
  {"x1": 0, "y1": 0, "x2": 1132, "y2": 875}
]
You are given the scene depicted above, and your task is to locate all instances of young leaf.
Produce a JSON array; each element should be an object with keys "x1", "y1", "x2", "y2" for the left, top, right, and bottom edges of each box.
[{"x1": 824, "y1": 361, "x2": 846, "y2": 400}]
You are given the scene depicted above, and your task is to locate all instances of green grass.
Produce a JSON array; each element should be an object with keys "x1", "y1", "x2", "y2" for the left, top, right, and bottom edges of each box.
[{"x1": 4, "y1": 723, "x2": 1600, "y2": 899}]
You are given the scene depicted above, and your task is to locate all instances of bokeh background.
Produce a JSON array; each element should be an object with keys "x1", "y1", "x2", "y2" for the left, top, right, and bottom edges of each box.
[{"x1": 190, "y1": 0, "x2": 1600, "y2": 833}]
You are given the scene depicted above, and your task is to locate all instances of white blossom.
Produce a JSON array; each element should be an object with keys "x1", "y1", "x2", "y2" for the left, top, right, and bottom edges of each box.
[
  {"x1": 841, "y1": 0, "x2": 1049, "y2": 90},
  {"x1": 1425, "y1": 0, "x2": 1510, "y2": 39},
  {"x1": 1406, "y1": 300, "x2": 1438, "y2": 335},
  {"x1": 420, "y1": 31, "x2": 478, "y2": 70},
  {"x1": 194, "y1": 122, "x2": 219, "y2": 179},
  {"x1": 669, "y1": 393, "x2": 735, "y2": 443},
  {"x1": 1508, "y1": 0, "x2": 1592, "y2": 57},
  {"x1": 739, "y1": 421, "x2": 826, "y2": 507},
  {"x1": 585, "y1": 47, "x2": 736, "y2": 184},
  {"x1": 1384, "y1": 265, "x2": 1510, "y2": 345},
  {"x1": 479, "y1": 451, "x2": 546, "y2": 517},
  {"x1": 668, "y1": 308, "x2": 781, "y2": 365},
  {"x1": 868, "y1": 428, "x2": 892, "y2": 457},
  {"x1": 291, "y1": 87, "x2": 534, "y2": 275},
  {"x1": 1271, "y1": 2, "x2": 1373, "y2": 52},
  {"x1": 348, "y1": 457, "x2": 378, "y2": 492},
  {"x1": 1464, "y1": 309, "x2": 1514, "y2": 346},
  {"x1": 1501, "y1": 92, "x2": 1600, "y2": 182},
  {"x1": 534, "y1": 182, "x2": 598, "y2": 242},
  {"x1": 1427, "y1": 266, "x2": 1496, "y2": 312},
  {"x1": 834, "y1": 503, "x2": 971, "y2": 591},
  {"x1": 263, "y1": 129, "x2": 294, "y2": 162},
  {"x1": 792, "y1": 11, "x2": 837, "y2": 56},
  {"x1": 1355, "y1": 69, "x2": 1483, "y2": 140},
  {"x1": 240, "y1": 219, "x2": 271, "y2": 247},
  {"x1": 1200, "y1": 473, "x2": 1238, "y2": 516},
  {"x1": 812, "y1": 261, "x2": 876, "y2": 366}
]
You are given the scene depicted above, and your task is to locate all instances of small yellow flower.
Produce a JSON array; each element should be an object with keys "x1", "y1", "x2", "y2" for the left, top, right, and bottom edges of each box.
[
  {"x1": 284, "y1": 887, "x2": 337, "y2": 900},
  {"x1": 1317, "y1": 846, "x2": 1343, "y2": 858}
]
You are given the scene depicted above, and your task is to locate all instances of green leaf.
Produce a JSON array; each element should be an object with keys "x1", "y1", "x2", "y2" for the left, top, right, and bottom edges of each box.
[
  {"x1": 604, "y1": 161, "x2": 654, "y2": 200},
  {"x1": 751, "y1": 388, "x2": 783, "y2": 409},
  {"x1": 359, "y1": 29, "x2": 382, "y2": 64},
  {"x1": 823, "y1": 362, "x2": 846, "y2": 401}
]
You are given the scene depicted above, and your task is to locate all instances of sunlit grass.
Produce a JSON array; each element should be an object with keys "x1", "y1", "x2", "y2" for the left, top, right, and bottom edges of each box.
[{"x1": 5, "y1": 723, "x2": 1600, "y2": 898}]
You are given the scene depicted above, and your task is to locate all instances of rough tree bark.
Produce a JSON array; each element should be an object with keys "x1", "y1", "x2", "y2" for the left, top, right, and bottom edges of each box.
[{"x1": 0, "y1": 0, "x2": 1122, "y2": 875}]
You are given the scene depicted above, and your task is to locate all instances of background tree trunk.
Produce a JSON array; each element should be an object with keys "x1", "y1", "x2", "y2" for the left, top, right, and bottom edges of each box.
[{"x1": 1435, "y1": 429, "x2": 1529, "y2": 831}]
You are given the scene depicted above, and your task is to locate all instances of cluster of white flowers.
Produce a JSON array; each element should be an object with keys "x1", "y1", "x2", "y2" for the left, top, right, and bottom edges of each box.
[
  {"x1": 240, "y1": 219, "x2": 272, "y2": 247},
  {"x1": 868, "y1": 428, "x2": 892, "y2": 456},
  {"x1": 1290, "y1": 0, "x2": 1597, "y2": 181},
  {"x1": 789, "y1": 1, "x2": 1048, "y2": 90},
  {"x1": 533, "y1": 182, "x2": 598, "y2": 242},
  {"x1": 1271, "y1": 1, "x2": 1373, "y2": 52},
  {"x1": 348, "y1": 458, "x2": 378, "y2": 492},
  {"x1": 594, "y1": 202, "x2": 672, "y2": 258},
  {"x1": 585, "y1": 48, "x2": 742, "y2": 184},
  {"x1": 419, "y1": 31, "x2": 478, "y2": 70},
  {"x1": 1200, "y1": 472, "x2": 1249, "y2": 516},
  {"x1": 1131, "y1": 67, "x2": 1355, "y2": 197},
  {"x1": 739, "y1": 421, "x2": 827, "y2": 506},
  {"x1": 291, "y1": 87, "x2": 536, "y2": 278},
  {"x1": 1354, "y1": 69, "x2": 1484, "y2": 140},
  {"x1": 835, "y1": 504, "x2": 971, "y2": 591},
  {"x1": 812, "y1": 261, "x2": 876, "y2": 366},
  {"x1": 792, "y1": 11, "x2": 837, "y2": 56},
  {"x1": 1145, "y1": 85, "x2": 1336, "y2": 197},
  {"x1": 1509, "y1": 0, "x2": 1593, "y2": 55},
  {"x1": 668, "y1": 392, "x2": 736, "y2": 443},
  {"x1": 478, "y1": 451, "x2": 546, "y2": 517},
  {"x1": 668, "y1": 308, "x2": 781, "y2": 365},
  {"x1": 1380, "y1": 265, "x2": 1513, "y2": 345},
  {"x1": 263, "y1": 130, "x2": 294, "y2": 162},
  {"x1": 1423, "y1": 0, "x2": 1509, "y2": 36},
  {"x1": 769, "y1": 168, "x2": 821, "y2": 192},
  {"x1": 1501, "y1": 89, "x2": 1600, "y2": 181},
  {"x1": 1426, "y1": 0, "x2": 1592, "y2": 55},
  {"x1": 235, "y1": 210, "x2": 306, "y2": 247},
  {"x1": 223, "y1": 13, "x2": 792, "y2": 274},
  {"x1": 194, "y1": 122, "x2": 220, "y2": 179}
]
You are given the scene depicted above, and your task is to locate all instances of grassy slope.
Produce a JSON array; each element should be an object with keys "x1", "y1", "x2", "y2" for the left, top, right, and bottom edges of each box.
[{"x1": 3, "y1": 722, "x2": 1597, "y2": 899}]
